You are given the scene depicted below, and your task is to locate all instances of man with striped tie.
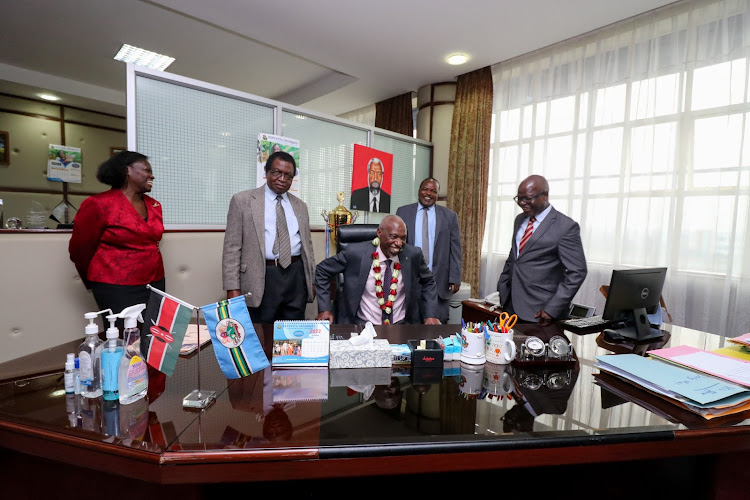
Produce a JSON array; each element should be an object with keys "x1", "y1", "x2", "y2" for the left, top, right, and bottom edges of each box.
[{"x1": 497, "y1": 175, "x2": 587, "y2": 325}]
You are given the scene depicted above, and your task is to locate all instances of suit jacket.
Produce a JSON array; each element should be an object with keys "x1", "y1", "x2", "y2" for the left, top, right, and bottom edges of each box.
[
  {"x1": 222, "y1": 186, "x2": 315, "y2": 308},
  {"x1": 497, "y1": 206, "x2": 587, "y2": 322},
  {"x1": 350, "y1": 187, "x2": 391, "y2": 213},
  {"x1": 315, "y1": 241, "x2": 438, "y2": 324},
  {"x1": 396, "y1": 203, "x2": 462, "y2": 300}
]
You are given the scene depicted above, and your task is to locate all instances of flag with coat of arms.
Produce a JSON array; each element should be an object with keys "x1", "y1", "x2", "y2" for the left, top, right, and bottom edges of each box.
[{"x1": 140, "y1": 287, "x2": 195, "y2": 376}]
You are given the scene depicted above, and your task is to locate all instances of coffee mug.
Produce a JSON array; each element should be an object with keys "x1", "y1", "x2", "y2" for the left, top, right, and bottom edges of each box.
[
  {"x1": 460, "y1": 328, "x2": 486, "y2": 365},
  {"x1": 483, "y1": 363, "x2": 513, "y2": 398},
  {"x1": 485, "y1": 330, "x2": 517, "y2": 365},
  {"x1": 459, "y1": 361, "x2": 484, "y2": 395}
]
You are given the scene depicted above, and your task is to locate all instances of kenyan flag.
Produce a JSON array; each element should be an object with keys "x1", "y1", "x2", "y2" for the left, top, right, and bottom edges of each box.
[{"x1": 141, "y1": 288, "x2": 194, "y2": 376}]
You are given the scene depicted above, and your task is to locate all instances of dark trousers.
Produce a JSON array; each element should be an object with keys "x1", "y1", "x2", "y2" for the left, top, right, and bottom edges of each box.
[
  {"x1": 90, "y1": 278, "x2": 166, "y2": 329},
  {"x1": 249, "y1": 259, "x2": 307, "y2": 324}
]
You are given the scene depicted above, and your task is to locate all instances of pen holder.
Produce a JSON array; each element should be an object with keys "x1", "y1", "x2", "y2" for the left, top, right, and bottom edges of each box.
[
  {"x1": 460, "y1": 328, "x2": 486, "y2": 365},
  {"x1": 483, "y1": 363, "x2": 513, "y2": 399},
  {"x1": 485, "y1": 329, "x2": 516, "y2": 365},
  {"x1": 459, "y1": 361, "x2": 484, "y2": 395}
]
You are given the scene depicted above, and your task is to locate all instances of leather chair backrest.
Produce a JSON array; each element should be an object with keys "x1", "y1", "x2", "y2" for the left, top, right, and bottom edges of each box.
[{"x1": 336, "y1": 224, "x2": 379, "y2": 253}]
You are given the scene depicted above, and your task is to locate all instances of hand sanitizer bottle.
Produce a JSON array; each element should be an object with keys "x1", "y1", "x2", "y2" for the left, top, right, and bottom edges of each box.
[
  {"x1": 118, "y1": 304, "x2": 149, "y2": 405},
  {"x1": 99, "y1": 314, "x2": 124, "y2": 401},
  {"x1": 79, "y1": 309, "x2": 110, "y2": 399},
  {"x1": 64, "y1": 353, "x2": 76, "y2": 394}
]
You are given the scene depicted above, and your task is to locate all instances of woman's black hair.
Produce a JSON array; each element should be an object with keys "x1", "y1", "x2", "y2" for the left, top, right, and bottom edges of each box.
[{"x1": 96, "y1": 151, "x2": 148, "y2": 188}]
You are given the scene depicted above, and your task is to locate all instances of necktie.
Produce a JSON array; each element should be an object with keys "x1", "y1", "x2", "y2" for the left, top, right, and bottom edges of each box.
[
  {"x1": 518, "y1": 217, "x2": 536, "y2": 254},
  {"x1": 382, "y1": 259, "x2": 393, "y2": 324},
  {"x1": 421, "y1": 208, "x2": 430, "y2": 265},
  {"x1": 371, "y1": 197, "x2": 378, "y2": 212},
  {"x1": 272, "y1": 195, "x2": 292, "y2": 268}
]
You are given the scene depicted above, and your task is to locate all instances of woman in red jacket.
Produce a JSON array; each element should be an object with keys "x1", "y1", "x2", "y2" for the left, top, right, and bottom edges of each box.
[{"x1": 69, "y1": 151, "x2": 165, "y2": 315}]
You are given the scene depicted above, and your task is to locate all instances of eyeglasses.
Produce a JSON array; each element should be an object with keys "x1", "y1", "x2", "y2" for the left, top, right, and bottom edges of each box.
[
  {"x1": 268, "y1": 169, "x2": 294, "y2": 181},
  {"x1": 513, "y1": 191, "x2": 547, "y2": 204}
]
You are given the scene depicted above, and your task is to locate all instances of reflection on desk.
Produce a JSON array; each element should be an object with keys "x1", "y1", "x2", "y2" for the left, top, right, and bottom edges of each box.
[{"x1": 0, "y1": 323, "x2": 749, "y2": 496}]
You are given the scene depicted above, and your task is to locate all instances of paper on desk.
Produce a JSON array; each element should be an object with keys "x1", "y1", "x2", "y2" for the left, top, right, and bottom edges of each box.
[
  {"x1": 727, "y1": 333, "x2": 750, "y2": 348},
  {"x1": 595, "y1": 354, "x2": 750, "y2": 407},
  {"x1": 180, "y1": 324, "x2": 211, "y2": 354},
  {"x1": 648, "y1": 345, "x2": 750, "y2": 388}
]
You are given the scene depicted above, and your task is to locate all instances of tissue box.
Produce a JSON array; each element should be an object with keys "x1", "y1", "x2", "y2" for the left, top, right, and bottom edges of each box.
[
  {"x1": 329, "y1": 339, "x2": 392, "y2": 369},
  {"x1": 330, "y1": 367, "x2": 391, "y2": 387},
  {"x1": 407, "y1": 339, "x2": 444, "y2": 367}
]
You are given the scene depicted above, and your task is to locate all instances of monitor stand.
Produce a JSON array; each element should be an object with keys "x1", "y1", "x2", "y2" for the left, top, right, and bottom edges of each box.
[{"x1": 613, "y1": 307, "x2": 664, "y2": 342}]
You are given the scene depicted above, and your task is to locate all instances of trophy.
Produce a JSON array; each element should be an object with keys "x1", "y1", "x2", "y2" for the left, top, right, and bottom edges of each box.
[{"x1": 321, "y1": 192, "x2": 358, "y2": 257}]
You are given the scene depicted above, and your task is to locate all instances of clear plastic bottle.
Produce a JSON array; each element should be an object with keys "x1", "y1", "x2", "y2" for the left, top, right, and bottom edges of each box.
[
  {"x1": 78, "y1": 310, "x2": 109, "y2": 398},
  {"x1": 118, "y1": 304, "x2": 148, "y2": 405},
  {"x1": 99, "y1": 314, "x2": 124, "y2": 401},
  {"x1": 64, "y1": 353, "x2": 76, "y2": 394}
]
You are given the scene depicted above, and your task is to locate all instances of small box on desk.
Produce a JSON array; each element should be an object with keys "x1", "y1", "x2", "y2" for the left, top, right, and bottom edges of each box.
[
  {"x1": 407, "y1": 339, "x2": 444, "y2": 367},
  {"x1": 329, "y1": 339, "x2": 392, "y2": 369}
]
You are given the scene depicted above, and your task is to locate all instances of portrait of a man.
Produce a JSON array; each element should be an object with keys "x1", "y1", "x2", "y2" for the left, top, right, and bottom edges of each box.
[{"x1": 350, "y1": 145, "x2": 393, "y2": 213}]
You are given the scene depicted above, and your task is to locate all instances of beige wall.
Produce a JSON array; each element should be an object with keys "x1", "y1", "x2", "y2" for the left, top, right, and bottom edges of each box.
[{"x1": 0, "y1": 229, "x2": 329, "y2": 364}]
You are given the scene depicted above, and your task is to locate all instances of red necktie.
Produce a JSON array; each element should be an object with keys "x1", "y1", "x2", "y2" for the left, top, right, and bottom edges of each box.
[{"x1": 518, "y1": 217, "x2": 536, "y2": 254}]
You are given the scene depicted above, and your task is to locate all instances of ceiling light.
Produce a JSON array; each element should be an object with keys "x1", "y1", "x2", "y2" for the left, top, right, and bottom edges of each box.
[
  {"x1": 447, "y1": 54, "x2": 469, "y2": 65},
  {"x1": 113, "y1": 44, "x2": 175, "y2": 71},
  {"x1": 38, "y1": 93, "x2": 60, "y2": 101}
]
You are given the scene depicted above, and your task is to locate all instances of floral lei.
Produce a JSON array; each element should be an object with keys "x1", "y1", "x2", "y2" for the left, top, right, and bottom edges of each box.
[{"x1": 372, "y1": 237, "x2": 401, "y2": 324}]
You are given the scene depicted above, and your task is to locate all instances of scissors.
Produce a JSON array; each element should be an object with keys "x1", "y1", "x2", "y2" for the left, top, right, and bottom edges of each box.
[{"x1": 498, "y1": 312, "x2": 517, "y2": 333}]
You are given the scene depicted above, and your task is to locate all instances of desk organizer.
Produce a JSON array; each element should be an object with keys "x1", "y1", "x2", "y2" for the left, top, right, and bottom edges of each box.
[{"x1": 407, "y1": 339, "x2": 444, "y2": 367}]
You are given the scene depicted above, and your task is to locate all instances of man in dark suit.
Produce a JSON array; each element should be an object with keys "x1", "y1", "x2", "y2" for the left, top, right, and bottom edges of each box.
[
  {"x1": 315, "y1": 215, "x2": 440, "y2": 325},
  {"x1": 497, "y1": 175, "x2": 587, "y2": 324},
  {"x1": 222, "y1": 151, "x2": 315, "y2": 323},
  {"x1": 396, "y1": 178, "x2": 462, "y2": 324},
  {"x1": 350, "y1": 157, "x2": 391, "y2": 213}
]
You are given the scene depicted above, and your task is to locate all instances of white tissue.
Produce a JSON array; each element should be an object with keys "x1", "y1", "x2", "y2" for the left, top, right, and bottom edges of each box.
[{"x1": 349, "y1": 322, "x2": 378, "y2": 346}]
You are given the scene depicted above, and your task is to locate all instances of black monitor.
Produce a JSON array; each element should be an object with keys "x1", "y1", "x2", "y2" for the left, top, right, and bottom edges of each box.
[{"x1": 602, "y1": 267, "x2": 667, "y2": 342}]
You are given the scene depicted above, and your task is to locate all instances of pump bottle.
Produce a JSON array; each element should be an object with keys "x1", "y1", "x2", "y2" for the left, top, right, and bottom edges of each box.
[
  {"x1": 78, "y1": 309, "x2": 110, "y2": 398},
  {"x1": 99, "y1": 314, "x2": 124, "y2": 401},
  {"x1": 118, "y1": 304, "x2": 149, "y2": 405}
]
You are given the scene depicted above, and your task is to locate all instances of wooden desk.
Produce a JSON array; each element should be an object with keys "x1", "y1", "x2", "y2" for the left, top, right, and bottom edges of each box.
[
  {"x1": 1, "y1": 323, "x2": 748, "y2": 498},
  {"x1": 461, "y1": 299, "x2": 503, "y2": 323}
]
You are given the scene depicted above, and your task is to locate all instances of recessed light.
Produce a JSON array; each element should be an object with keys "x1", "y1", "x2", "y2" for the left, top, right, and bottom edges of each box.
[
  {"x1": 113, "y1": 44, "x2": 175, "y2": 71},
  {"x1": 38, "y1": 94, "x2": 60, "y2": 101},
  {"x1": 447, "y1": 54, "x2": 469, "y2": 65}
]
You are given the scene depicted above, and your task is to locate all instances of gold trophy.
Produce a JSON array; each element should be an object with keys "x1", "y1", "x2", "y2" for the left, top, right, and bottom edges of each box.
[{"x1": 321, "y1": 192, "x2": 358, "y2": 257}]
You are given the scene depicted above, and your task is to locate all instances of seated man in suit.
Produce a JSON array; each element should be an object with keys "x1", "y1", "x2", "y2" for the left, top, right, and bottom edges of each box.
[
  {"x1": 315, "y1": 215, "x2": 440, "y2": 325},
  {"x1": 497, "y1": 174, "x2": 587, "y2": 325}
]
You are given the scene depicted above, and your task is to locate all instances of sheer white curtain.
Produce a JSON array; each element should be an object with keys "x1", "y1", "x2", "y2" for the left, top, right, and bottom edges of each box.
[{"x1": 484, "y1": 0, "x2": 750, "y2": 338}]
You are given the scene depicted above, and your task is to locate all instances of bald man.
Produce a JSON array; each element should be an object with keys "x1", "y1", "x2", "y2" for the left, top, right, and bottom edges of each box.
[{"x1": 497, "y1": 175, "x2": 587, "y2": 324}]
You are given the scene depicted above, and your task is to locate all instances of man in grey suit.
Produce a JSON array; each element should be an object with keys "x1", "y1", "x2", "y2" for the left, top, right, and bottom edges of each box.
[
  {"x1": 497, "y1": 175, "x2": 587, "y2": 325},
  {"x1": 396, "y1": 178, "x2": 462, "y2": 324},
  {"x1": 315, "y1": 215, "x2": 440, "y2": 325},
  {"x1": 222, "y1": 151, "x2": 315, "y2": 323}
]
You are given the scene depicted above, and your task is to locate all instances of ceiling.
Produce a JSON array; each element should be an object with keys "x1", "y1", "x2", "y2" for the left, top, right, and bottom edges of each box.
[{"x1": 0, "y1": 0, "x2": 676, "y2": 118}]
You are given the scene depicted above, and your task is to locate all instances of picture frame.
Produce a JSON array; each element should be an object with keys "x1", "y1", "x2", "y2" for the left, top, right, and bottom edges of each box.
[
  {"x1": 0, "y1": 131, "x2": 9, "y2": 165},
  {"x1": 110, "y1": 147, "x2": 126, "y2": 157}
]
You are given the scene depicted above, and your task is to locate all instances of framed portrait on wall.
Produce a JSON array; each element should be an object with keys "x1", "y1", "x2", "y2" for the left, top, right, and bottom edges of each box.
[
  {"x1": 110, "y1": 147, "x2": 126, "y2": 157},
  {"x1": 0, "y1": 131, "x2": 9, "y2": 165}
]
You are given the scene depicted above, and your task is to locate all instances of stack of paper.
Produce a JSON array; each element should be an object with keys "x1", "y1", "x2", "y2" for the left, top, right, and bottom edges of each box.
[
  {"x1": 595, "y1": 353, "x2": 750, "y2": 419},
  {"x1": 648, "y1": 345, "x2": 750, "y2": 387}
]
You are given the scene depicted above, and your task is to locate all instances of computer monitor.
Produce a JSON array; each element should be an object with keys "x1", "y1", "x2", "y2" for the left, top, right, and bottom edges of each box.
[{"x1": 602, "y1": 267, "x2": 667, "y2": 342}]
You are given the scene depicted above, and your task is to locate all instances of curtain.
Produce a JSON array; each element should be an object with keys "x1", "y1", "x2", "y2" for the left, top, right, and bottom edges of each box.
[
  {"x1": 375, "y1": 92, "x2": 414, "y2": 136},
  {"x1": 448, "y1": 67, "x2": 493, "y2": 297},
  {"x1": 484, "y1": 0, "x2": 750, "y2": 338}
]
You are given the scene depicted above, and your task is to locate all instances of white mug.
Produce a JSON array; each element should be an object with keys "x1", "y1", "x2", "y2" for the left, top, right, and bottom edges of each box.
[
  {"x1": 460, "y1": 328, "x2": 486, "y2": 365},
  {"x1": 485, "y1": 330, "x2": 517, "y2": 365},
  {"x1": 459, "y1": 361, "x2": 484, "y2": 395},
  {"x1": 483, "y1": 363, "x2": 513, "y2": 398}
]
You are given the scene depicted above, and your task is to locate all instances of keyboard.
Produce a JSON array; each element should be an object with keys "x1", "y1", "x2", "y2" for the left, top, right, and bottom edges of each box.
[{"x1": 562, "y1": 315, "x2": 617, "y2": 331}]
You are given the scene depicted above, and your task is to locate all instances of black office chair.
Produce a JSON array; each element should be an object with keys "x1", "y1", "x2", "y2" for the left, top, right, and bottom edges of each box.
[{"x1": 333, "y1": 224, "x2": 379, "y2": 322}]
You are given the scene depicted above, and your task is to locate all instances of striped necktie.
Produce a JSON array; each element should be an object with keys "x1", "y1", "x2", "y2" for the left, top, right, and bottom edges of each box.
[
  {"x1": 518, "y1": 217, "x2": 536, "y2": 254},
  {"x1": 272, "y1": 195, "x2": 292, "y2": 268}
]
